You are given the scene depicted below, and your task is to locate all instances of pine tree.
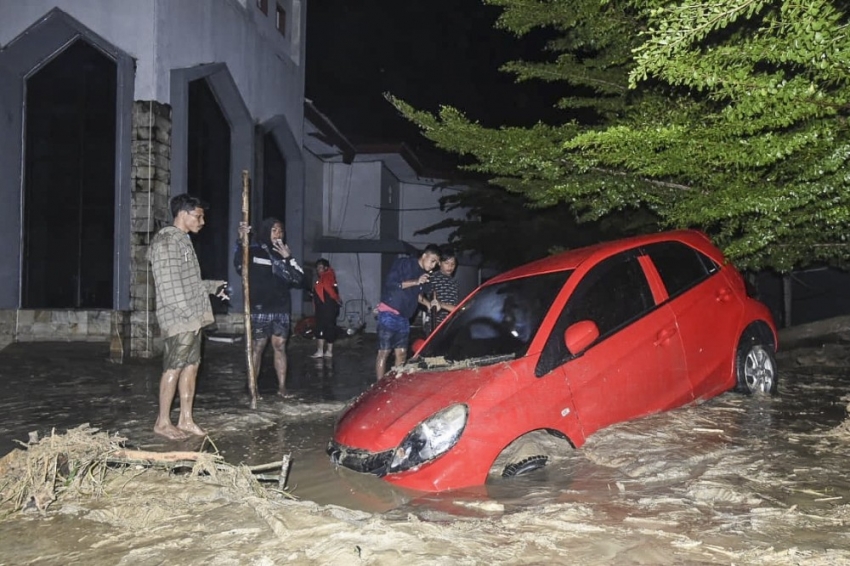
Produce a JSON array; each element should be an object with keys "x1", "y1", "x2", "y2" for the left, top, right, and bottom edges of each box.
[{"x1": 393, "y1": 0, "x2": 850, "y2": 271}]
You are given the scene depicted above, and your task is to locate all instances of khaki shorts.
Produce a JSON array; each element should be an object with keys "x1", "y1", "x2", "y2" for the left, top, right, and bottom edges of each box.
[{"x1": 162, "y1": 330, "x2": 202, "y2": 371}]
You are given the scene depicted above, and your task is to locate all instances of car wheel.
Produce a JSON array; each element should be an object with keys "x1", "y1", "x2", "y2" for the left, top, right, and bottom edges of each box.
[
  {"x1": 487, "y1": 430, "x2": 552, "y2": 480},
  {"x1": 735, "y1": 333, "x2": 778, "y2": 395},
  {"x1": 502, "y1": 455, "x2": 548, "y2": 478}
]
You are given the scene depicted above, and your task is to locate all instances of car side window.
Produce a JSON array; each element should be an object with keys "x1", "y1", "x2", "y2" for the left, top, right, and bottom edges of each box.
[
  {"x1": 536, "y1": 252, "x2": 654, "y2": 376},
  {"x1": 644, "y1": 241, "x2": 718, "y2": 299}
]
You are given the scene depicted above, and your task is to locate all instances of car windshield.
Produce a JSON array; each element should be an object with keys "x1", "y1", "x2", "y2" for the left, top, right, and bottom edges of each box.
[{"x1": 415, "y1": 270, "x2": 573, "y2": 364}]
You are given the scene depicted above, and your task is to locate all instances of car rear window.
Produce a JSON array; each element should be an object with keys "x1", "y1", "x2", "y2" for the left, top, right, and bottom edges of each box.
[{"x1": 644, "y1": 241, "x2": 718, "y2": 299}]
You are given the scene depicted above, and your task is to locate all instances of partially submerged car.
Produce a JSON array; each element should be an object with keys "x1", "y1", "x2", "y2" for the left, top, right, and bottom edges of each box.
[{"x1": 328, "y1": 230, "x2": 778, "y2": 492}]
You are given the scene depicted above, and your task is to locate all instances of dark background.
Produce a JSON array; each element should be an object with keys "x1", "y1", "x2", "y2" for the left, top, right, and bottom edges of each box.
[{"x1": 305, "y1": 0, "x2": 563, "y2": 166}]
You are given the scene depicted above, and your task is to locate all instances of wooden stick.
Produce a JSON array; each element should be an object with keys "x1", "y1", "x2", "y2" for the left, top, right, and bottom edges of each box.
[
  {"x1": 241, "y1": 170, "x2": 258, "y2": 409},
  {"x1": 110, "y1": 449, "x2": 215, "y2": 462},
  {"x1": 246, "y1": 461, "x2": 285, "y2": 473},
  {"x1": 429, "y1": 290, "x2": 438, "y2": 335},
  {"x1": 279, "y1": 453, "x2": 291, "y2": 490}
]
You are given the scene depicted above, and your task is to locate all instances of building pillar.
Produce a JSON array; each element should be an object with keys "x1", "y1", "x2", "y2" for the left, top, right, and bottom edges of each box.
[{"x1": 128, "y1": 100, "x2": 172, "y2": 358}]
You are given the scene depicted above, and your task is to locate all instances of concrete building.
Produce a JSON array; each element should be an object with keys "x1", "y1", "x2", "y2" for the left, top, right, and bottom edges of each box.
[
  {"x1": 303, "y1": 102, "x2": 479, "y2": 334},
  {"x1": 0, "y1": 0, "x2": 474, "y2": 355}
]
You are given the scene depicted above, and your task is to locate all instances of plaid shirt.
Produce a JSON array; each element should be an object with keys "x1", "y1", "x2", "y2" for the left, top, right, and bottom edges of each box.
[{"x1": 148, "y1": 226, "x2": 218, "y2": 338}]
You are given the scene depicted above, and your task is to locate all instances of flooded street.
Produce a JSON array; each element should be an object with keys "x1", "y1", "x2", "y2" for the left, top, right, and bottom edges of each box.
[{"x1": 2, "y1": 333, "x2": 850, "y2": 564}]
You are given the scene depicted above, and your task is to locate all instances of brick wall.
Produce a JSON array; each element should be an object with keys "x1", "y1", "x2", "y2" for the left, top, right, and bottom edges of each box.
[{"x1": 129, "y1": 100, "x2": 172, "y2": 358}]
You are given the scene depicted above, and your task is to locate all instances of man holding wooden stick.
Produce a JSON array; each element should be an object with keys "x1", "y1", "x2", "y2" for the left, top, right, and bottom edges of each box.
[{"x1": 235, "y1": 218, "x2": 304, "y2": 403}]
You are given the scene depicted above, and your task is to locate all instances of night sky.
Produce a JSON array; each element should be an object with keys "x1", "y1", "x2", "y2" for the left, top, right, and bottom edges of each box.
[{"x1": 305, "y1": 0, "x2": 564, "y2": 166}]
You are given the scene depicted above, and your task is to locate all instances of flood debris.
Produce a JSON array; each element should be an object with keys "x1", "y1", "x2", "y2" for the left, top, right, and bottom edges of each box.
[{"x1": 0, "y1": 424, "x2": 295, "y2": 517}]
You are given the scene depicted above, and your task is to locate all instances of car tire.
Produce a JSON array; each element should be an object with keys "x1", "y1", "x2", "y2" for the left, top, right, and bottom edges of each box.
[
  {"x1": 502, "y1": 455, "x2": 549, "y2": 478},
  {"x1": 488, "y1": 430, "x2": 553, "y2": 480},
  {"x1": 735, "y1": 331, "x2": 778, "y2": 395}
]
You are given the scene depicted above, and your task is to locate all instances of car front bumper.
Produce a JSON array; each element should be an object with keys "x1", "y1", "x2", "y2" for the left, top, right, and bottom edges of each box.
[{"x1": 327, "y1": 440, "x2": 393, "y2": 477}]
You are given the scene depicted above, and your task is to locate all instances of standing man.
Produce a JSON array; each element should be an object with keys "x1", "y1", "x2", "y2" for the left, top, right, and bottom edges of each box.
[
  {"x1": 375, "y1": 244, "x2": 441, "y2": 380},
  {"x1": 420, "y1": 246, "x2": 459, "y2": 333},
  {"x1": 235, "y1": 217, "x2": 305, "y2": 400},
  {"x1": 149, "y1": 194, "x2": 228, "y2": 440}
]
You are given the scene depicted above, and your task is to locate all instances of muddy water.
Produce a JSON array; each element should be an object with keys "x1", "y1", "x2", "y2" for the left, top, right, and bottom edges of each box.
[{"x1": 2, "y1": 337, "x2": 850, "y2": 533}]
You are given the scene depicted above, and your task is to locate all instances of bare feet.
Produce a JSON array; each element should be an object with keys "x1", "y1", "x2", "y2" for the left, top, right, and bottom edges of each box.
[
  {"x1": 154, "y1": 420, "x2": 190, "y2": 440},
  {"x1": 177, "y1": 422, "x2": 207, "y2": 436},
  {"x1": 278, "y1": 389, "x2": 295, "y2": 399}
]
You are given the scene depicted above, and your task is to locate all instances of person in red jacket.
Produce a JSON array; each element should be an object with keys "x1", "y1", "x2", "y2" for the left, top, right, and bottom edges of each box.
[{"x1": 311, "y1": 258, "x2": 342, "y2": 358}]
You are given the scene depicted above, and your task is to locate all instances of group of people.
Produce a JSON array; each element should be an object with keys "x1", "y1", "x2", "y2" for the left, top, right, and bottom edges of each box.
[
  {"x1": 148, "y1": 194, "x2": 457, "y2": 440},
  {"x1": 375, "y1": 244, "x2": 458, "y2": 380},
  {"x1": 148, "y1": 194, "x2": 342, "y2": 440}
]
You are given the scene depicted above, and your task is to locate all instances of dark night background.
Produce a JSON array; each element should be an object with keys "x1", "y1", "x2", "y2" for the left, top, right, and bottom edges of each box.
[
  {"x1": 305, "y1": 0, "x2": 563, "y2": 167},
  {"x1": 304, "y1": 1, "x2": 850, "y2": 327}
]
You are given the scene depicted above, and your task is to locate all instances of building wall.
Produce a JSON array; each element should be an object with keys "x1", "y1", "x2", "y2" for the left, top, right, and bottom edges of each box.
[
  {"x1": 303, "y1": 150, "x2": 326, "y2": 245},
  {"x1": 0, "y1": 0, "x2": 307, "y2": 355},
  {"x1": 319, "y1": 161, "x2": 385, "y2": 332},
  {"x1": 0, "y1": 0, "x2": 305, "y2": 127},
  {"x1": 323, "y1": 162, "x2": 383, "y2": 239},
  {"x1": 398, "y1": 180, "x2": 461, "y2": 247}
]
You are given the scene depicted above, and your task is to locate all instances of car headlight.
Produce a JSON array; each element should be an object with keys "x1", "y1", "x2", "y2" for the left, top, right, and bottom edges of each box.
[{"x1": 388, "y1": 404, "x2": 468, "y2": 474}]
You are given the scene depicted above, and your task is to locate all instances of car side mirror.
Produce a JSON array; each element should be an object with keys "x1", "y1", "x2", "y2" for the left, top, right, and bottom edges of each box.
[{"x1": 564, "y1": 320, "x2": 599, "y2": 355}]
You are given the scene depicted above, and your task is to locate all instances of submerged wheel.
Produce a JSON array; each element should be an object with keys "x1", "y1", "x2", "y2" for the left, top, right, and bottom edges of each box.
[
  {"x1": 502, "y1": 455, "x2": 548, "y2": 478},
  {"x1": 488, "y1": 430, "x2": 558, "y2": 480},
  {"x1": 735, "y1": 333, "x2": 778, "y2": 396}
]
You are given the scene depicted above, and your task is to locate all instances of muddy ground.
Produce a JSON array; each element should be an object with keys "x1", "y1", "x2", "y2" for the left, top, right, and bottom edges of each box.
[{"x1": 1, "y1": 325, "x2": 850, "y2": 565}]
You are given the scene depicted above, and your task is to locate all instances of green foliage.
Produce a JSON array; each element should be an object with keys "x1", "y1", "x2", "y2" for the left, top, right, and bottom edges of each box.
[
  {"x1": 391, "y1": 0, "x2": 850, "y2": 271},
  {"x1": 412, "y1": 179, "x2": 658, "y2": 270}
]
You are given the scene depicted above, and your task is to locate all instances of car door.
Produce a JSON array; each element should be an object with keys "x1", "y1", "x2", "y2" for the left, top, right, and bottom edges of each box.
[
  {"x1": 535, "y1": 250, "x2": 691, "y2": 437},
  {"x1": 643, "y1": 241, "x2": 744, "y2": 399}
]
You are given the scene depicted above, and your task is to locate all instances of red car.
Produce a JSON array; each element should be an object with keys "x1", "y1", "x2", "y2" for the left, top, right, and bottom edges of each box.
[{"x1": 328, "y1": 230, "x2": 778, "y2": 492}]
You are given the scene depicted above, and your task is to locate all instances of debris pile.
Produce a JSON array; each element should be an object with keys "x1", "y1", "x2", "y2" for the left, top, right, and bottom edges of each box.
[{"x1": 0, "y1": 424, "x2": 293, "y2": 517}]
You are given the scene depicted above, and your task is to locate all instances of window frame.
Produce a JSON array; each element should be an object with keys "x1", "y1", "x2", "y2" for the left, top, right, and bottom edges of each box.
[
  {"x1": 643, "y1": 241, "x2": 719, "y2": 303},
  {"x1": 536, "y1": 249, "x2": 656, "y2": 376},
  {"x1": 276, "y1": 3, "x2": 287, "y2": 36}
]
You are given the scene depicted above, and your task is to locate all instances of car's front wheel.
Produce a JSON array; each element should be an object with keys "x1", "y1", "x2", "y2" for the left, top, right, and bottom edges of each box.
[
  {"x1": 735, "y1": 331, "x2": 778, "y2": 395},
  {"x1": 488, "y1": 432, "x2": 548, "y2": 480}
]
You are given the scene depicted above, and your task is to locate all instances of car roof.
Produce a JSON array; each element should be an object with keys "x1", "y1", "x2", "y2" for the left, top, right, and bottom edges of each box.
[{"x1": 485, "y1": 229, "x2": 720, "y2": 285}]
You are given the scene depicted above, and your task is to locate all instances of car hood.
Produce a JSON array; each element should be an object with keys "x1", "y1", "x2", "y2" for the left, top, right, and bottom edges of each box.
[{"x1": 334, "y1": 360, "x2": 525, "y2": 452}]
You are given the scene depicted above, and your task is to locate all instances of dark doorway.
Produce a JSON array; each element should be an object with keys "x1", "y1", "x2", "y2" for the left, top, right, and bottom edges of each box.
[
  {"x1": 187, "y1": 79, "x2": 231, "y2": 312},
  {"x1": 22, "y1": 40, "x2": 116, "y2": 309},
  {"x1": 262, "y1": 133, "x2": 287, "y2": 225}
]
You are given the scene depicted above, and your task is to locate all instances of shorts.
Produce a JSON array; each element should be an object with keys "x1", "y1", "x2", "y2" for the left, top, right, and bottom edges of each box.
[
  {"x1": 162, "y1": 330, "x2": 202, "y2": 371},
  {"x1": 377, "y1": 311, "x2": 410, "y2": 351},
  {"x1": 251, "y1": 312, "x2": 291, "y2": 341}
]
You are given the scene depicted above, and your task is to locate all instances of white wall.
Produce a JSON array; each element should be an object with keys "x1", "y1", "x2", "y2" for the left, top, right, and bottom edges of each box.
[
  {"x1": 303, "y1": 149, "x2": 326, "y2": 243},
  {"x1": 320, "y1": 252, "x2": 381, "y2": 333},
  {"x1": 323, "y1": 162, "x2": 383, "y2": 239},
  {"x1": 0, "y1": 0, "x2": 304, "y2": 128},
  {"x1": 399, "y1": 180, "x2": 465, "y2": 247}
]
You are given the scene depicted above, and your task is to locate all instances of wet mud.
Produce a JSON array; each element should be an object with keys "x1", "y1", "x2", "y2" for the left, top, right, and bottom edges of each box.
[{"x1": 2, "y1": 335, "x2": 850, "y2": 564}]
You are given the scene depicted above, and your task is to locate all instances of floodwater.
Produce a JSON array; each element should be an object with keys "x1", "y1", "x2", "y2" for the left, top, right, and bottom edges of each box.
[{"x1": 2, "y1": 334, "x2": 850, "y2": 564}]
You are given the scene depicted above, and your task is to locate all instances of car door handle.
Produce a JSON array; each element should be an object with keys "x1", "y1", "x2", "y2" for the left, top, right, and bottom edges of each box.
[
  {"x1": 716, "y1": 287, "x2": 733, "y2": 303},
  {"x1": 654, "y1": 327, "x2": 677, "y2": 346}
]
